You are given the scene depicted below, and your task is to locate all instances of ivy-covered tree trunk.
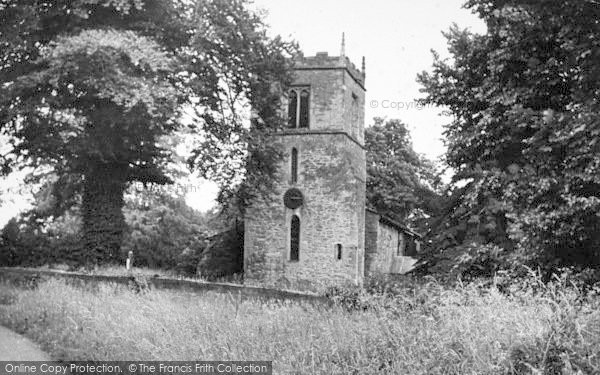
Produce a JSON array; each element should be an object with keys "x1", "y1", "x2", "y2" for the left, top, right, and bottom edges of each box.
[{"x1": 82, "y1": 163, "x2": 127, "y2": 266}]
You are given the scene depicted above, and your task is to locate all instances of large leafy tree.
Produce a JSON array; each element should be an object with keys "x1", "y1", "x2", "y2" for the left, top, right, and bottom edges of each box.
[
  {"x1": 187, "y1": 0, "x2": 297, "y2": 214},
  {"x1": 419, "y1": 0, "x2": 600, "y2": 271},
  {"x1": 0, "y1": 0, "x2": 294, "y2": 265},
  {"x1": 365, "y1": 118, "x2": 441, "y2": 230}
]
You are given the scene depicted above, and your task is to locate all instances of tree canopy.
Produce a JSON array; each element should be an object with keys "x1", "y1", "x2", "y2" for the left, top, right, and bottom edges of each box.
[
  {"x1": 0, "y1": 0, "x2": 295, "y2": 265},
  {"x1": 418, "y1": 0, "x2": 600, "y2": 273},
  {"x1": 365, "y1": 118, "x2": 441, "y2": 231}
]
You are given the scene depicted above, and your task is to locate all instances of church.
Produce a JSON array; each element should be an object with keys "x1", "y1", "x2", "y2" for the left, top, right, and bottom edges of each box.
[{"x1": 243, "y1": 49, "x2": 422, "y2": 292}]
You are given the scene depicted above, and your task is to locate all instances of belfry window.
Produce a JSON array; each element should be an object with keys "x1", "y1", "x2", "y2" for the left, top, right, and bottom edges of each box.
[
  {"x1": 288, "y1": 87, "x2": 310, "y2": 128},
  {"x1": 351, "y1": 92, "x2": 360, "y2": 129},
  {"x1": 290, "y1": 215, "x2": 300, "y2": 261},
  {"x1": 287, "y1": 90, "x2": 297, "y2": 127},
  {"x1": 299, "y1": 89, "x2": 309, "y2": 127},
  {"x1": 291, "y1": 148, "x2": 298, "y2": 183}
]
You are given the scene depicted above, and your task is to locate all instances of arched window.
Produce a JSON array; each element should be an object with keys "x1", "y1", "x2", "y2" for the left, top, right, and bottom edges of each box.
[
  {"x1": 299, "y1": 89, "x2": 310, "y2": 128},
  {"x1": 335, "y1": 244, "x2": 343, "y2": 260},
  {"x1": 291, "y1": 148, "x2": 298, "y2": 183},
  {"x1": 287, "y1": 90, "x2": 298, "y2": 128},
  {"x1": 287, "y1": 88, "x2": 310, "y2": 128},
  {"x1": 290, "y1": 215, "x2": 300, "y2": 261}
]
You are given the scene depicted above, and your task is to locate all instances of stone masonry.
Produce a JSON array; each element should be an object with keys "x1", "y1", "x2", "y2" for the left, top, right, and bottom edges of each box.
[
  {"x1": 364, "y1": 210, "x2": 422, "y2": 275},
  {"x1": 243, "y1": 52, "x2": 367, "y2": 292}
]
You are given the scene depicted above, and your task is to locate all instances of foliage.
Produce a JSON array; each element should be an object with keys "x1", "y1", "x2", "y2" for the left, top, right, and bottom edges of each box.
[
  {"x1": 365, "y1": 118, "x2": 442, "y2": 230},
  {"x1": 1, "y1": 272, "x2": 599, "y2": 373},
  {"x1": 174, "y1": 246, "x2": 204, "y2": 278},
  {"x1": 0, "y1": 216, "x2": 82, "y2": 267},
  {"x1": 186, "y1": 0, "x2": 298, "y2": 216},
  {"x1": 0, "y1": 0, "x2": 295, "y2": 266},
  {"x1": 0, "y1": 0, "x2": 191, "y2": 264},
  {"x1": 418, "y1": 0, "x2": 600, "y2": 272},
  {"x1": 0, "y1": 188, "x2": 212, "y2": 272},
  {"x1": 122, "y1": 192, "x2": 209, "y2": 271},
  {"x1": 196, "y1": 222, "x2": 244, "y2": 281},
  {"x1": 414, "y1": 242, "x2": 507, "y2": 282}
]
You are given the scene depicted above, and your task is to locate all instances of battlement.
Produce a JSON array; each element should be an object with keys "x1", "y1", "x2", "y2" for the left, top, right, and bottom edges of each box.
[{"x1": 293, "y1": 52, "x2": 366, "y2": 88}]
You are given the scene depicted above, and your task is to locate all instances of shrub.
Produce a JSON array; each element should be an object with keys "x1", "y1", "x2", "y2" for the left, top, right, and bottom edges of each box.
[
  {"x1": 197, "y1": 223, "x2": 243, "y2": 281},
  {"x1": 174, "y1": 244, "x2": 205, "y2": 277},
  {"x1": 324, "y1": 273, "x2": 444, "y2": 316},
  {"x1": 416, "y1": 242, "x2": 509, "y2": 282},
  {"x1": 0, "y1": 218, "x2": 83, "y2": 268},
  {"x1": 323, "y1": 285, "x2": 371, "y2": 311}
]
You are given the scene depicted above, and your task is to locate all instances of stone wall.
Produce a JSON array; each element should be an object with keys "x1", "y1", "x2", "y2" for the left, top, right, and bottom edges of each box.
[
  {"x1": 375, "y1": 221, "x2": 399, "y2": 274},
  {"x1": 244, "y1": 133, "x2": 366, "y2": 292},
  {"x1": 0, "y1": 267, "x2": 331, "y2": 306},
  {"x1": 364, "y1": 213, "x2": 418, "y2": 275},
  {"x1": 364, "y1": 210, "x2": 380, "y2": 275}
]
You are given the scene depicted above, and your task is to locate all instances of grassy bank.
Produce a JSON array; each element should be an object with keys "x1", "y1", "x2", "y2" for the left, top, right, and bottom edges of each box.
[{"x1": 0, "y1": 277, "x2": 598, "y2": 374}]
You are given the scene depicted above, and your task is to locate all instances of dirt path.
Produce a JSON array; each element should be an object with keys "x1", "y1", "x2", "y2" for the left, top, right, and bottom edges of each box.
[{"x1": 0, "y1": 326, "x2": 51, "y2": 360}]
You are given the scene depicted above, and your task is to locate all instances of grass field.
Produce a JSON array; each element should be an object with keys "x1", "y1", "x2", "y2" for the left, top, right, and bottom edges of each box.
[{"x1": 0, "y1": 276, "x2": 598, "y2": 374}]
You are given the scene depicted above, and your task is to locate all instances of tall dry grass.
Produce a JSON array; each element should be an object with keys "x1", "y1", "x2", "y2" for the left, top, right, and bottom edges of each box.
[{"x1": 0, "y1": 275, "x2": 598, "y2": 374}]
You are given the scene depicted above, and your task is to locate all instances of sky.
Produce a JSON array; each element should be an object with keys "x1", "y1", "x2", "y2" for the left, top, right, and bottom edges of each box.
[{"x1": 0, "y1": 0, "x2": 486, "y2": 226}]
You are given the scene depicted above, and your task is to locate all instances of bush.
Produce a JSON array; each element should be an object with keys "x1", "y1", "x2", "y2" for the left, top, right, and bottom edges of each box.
[
  {"x1": 196, "y1": 223, "x2": 243, "y2": 281},
  {"x1": 415, "y1": 242, "x2": 509, "y2": 282},
  {"x1": 174, "y1": 244, "x2": 205, "y2": 277},
  {"x1": 324, "y1": 273, "x2": 443, "y2": 316},
  {"x1": 0, "y1": 218, "x2": 84, "y2": 268},
  {"x1": 323, "y1": 285, "x2": 371, "y2": 311}
]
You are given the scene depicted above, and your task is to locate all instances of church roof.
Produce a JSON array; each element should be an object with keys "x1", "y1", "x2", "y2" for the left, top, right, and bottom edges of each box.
[{"x1": 365, "y1": 208, "x2": 423, "y2": 239}]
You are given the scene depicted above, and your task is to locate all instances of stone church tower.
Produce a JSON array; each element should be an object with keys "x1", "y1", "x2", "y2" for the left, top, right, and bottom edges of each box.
[{"x1": 243, "y1": 50, "x2": 367, "y2": 291}]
